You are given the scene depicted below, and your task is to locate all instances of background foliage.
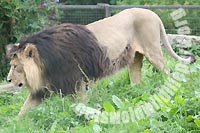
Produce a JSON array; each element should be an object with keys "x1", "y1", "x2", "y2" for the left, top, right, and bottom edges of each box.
[{"x1": 0, "y1": 0, "x2": 58, "y2": 81}]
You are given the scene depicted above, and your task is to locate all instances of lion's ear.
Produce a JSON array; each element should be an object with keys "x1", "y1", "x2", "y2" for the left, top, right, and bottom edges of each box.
[
  {"x1": 24, "y1": 43, "x2": 37, "y2": 58},
  {"x1": 6, "y1": 44, "x2": 19, "y2": 56}
]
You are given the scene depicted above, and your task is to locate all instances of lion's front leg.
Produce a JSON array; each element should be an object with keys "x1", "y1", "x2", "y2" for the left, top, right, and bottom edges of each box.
[
  {"x1": 18, "y1": 94, "x2": 42, "y2": 117},
  {"x1": 74, "y1": 80, "x2": 88, "y2": 103}
]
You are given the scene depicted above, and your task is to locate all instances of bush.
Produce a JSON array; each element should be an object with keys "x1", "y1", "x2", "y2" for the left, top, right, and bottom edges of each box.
[{"x1": 0, "y1": 0, "x2": 59, "y2": 81}]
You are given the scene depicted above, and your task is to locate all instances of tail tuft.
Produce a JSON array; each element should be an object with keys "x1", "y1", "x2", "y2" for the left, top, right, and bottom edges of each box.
[{"x1": 185, "y1": 54, "x2": 196, "y2": 64}]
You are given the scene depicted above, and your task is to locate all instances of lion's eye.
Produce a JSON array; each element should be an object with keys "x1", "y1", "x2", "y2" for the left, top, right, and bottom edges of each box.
[{"x1": 14, "y1": 65, "x2": 17, "y2": 69}]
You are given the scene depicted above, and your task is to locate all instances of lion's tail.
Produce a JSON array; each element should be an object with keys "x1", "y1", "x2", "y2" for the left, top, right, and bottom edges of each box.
[{"x1": 159, "y1": 19, "x2": 195, "y2": 64}]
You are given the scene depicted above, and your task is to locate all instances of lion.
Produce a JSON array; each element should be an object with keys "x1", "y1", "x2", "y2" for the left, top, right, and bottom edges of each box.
[
  {"x1": 87, "y1": 8, "x2": 195, "y2": 83},
  {"x1": 6, "y1": 23, "x2": 133, "y2": 117},
  {"x1": 6, "y1": 8, "x2": 194, "y2": 117}
]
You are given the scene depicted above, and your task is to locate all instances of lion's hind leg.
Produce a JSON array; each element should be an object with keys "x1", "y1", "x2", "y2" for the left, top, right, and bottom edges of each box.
[
  {"x1": 145, "y1": 48, "x2": 169, "y2": 74},
  {"x1": 128, "y1": 52, "x2": 144, "y2": 84}
]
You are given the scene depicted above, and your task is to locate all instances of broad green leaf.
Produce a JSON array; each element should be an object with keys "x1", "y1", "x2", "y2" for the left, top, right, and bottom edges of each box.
[
  {"x1": 194, "y1": 118, "x2": 200, "y2": 127},
  {"x1": 175, "y1": 96, "x2": 185, "y2": 105},
  {"x1": 186, "y1": 115, "x2": 193, "y2": 122},
  {"x1": 103, "y1": 101, "x2": 115, "y2": 112},
  {"x1": 112, "y1": 95, "x2": 124, "y2": 109},
  {"x1": 143, "y1": 129, "x2": 152, "y2": 133},
  {"x1": 169, "y1": 107, "x2": 178, "y2": 116}
]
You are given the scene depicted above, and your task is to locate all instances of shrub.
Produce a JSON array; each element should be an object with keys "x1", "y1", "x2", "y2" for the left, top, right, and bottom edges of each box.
[{"x1": 0, "y1": 0, "x2": 59, "y2": 81}]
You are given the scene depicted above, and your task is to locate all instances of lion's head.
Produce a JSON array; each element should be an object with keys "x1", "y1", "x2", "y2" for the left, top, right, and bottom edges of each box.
[{"x1": 6, "y1": 43, "x2": 44, "y2": 94}]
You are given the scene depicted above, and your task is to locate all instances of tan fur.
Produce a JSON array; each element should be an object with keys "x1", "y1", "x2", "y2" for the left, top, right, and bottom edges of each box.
[{"x1": 87, "y1": 8, "x2": 194, "y2": 83}]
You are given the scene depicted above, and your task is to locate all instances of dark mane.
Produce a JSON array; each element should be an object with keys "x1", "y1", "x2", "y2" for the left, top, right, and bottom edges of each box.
[{"x1": 18, "y1": 23, "x2": 110, "y2": 95}]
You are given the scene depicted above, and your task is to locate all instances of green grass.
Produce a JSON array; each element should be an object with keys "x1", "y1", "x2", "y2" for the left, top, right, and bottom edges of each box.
[{"x1": 0, "y1": 53, "x2": 200, "y2": 133}]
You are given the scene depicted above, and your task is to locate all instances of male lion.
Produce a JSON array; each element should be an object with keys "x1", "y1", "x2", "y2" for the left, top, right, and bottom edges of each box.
[
  {"x1": 87, "y1": 8, "x2": 195, "y2": 83},
  {"x1": 6, "y1": 23, "x2": 132, "y2": 116},
  {"x1": 6, "y1": 8, "x2": 194, "y2": 117}
]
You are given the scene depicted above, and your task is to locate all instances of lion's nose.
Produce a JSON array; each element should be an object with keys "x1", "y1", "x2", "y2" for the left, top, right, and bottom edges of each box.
[
  {"x1": 18, "y1": 83, "x2": 23, "y2": 87},
  {"x1": 7, "y1": 79, "x2": 12, "y2": 82}
]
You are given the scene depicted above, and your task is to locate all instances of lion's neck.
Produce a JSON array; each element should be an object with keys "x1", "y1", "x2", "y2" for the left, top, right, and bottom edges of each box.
[{"x1": 23, "y1": 60, "x2": 43, "y2": 93}]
